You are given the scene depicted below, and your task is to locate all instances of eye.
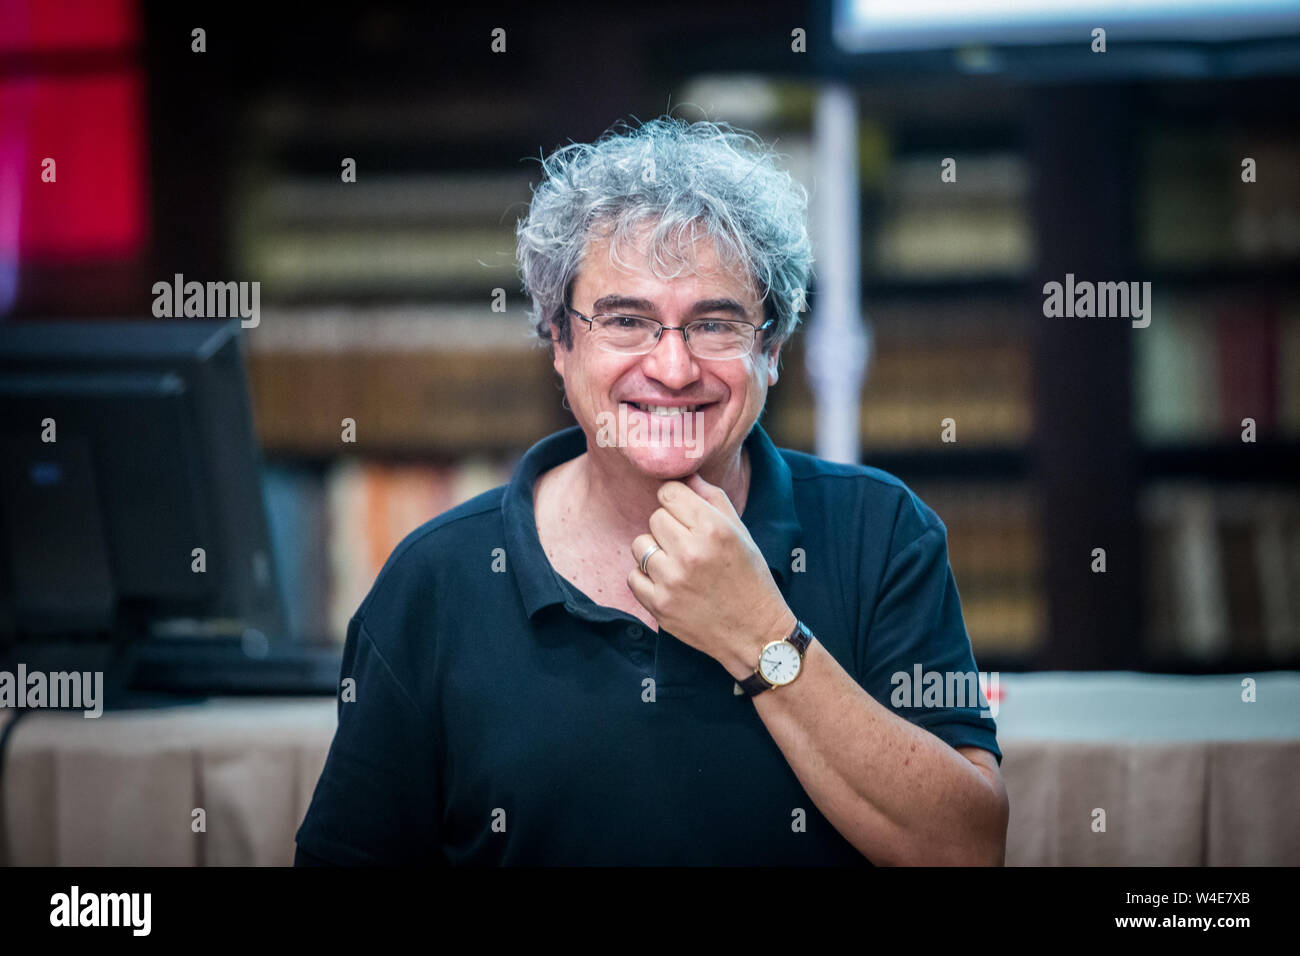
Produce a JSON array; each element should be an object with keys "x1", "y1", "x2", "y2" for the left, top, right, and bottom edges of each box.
[
  {"x1": 605, "y1": 315, "x2": 650, "y2": 329},
  {"x1": 693, "y1": 320, "x2": 738, "y2": 335}
]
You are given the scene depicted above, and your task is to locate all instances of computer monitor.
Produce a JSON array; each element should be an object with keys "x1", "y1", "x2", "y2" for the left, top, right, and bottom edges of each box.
[
  {"x1": 0, "y1": 319, "x2": 288, "y2": 652},
  {"x1": 825, "y1": 0, "x2": 1300, "y2": 79},
  {"x1": 833, "y1": 0, "x2": 1300, "y2": 52}
]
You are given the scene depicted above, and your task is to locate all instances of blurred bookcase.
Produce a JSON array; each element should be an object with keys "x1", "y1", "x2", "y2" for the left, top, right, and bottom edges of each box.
[
  {"x1": 192, "y1": 35, "x2": 1298, "y2": 667},
  {"x1": 213, "y1": 87, "x2": 578, "y2": 642},
  {"x1": 703, "y1": 76, "x2": 1300, "y2": 673},
  {"x1": 744, "y1": 82, "x2": 1046, "y2": 670},
  {"x1": 1131, "y1": 102, "x2": 1300, "y2": 672}
]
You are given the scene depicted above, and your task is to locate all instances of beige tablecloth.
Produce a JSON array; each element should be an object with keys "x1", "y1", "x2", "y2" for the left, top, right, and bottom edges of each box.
[
  {"x1": 1, "y1": 700, "x2": 333, "y2": 866},
  {"x1": 2, "y1": 672, "x2": 1298, "y2": 865}
]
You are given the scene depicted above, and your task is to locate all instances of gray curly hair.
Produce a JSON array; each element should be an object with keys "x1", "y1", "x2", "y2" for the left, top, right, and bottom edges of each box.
[{"x1": 515, "y1": 116, "x2": 813, "y2": 354}]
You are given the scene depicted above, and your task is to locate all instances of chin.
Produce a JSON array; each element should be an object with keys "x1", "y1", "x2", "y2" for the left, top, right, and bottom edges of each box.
[{"x1": 622, "y1": 445, "x2": 708, "y2": 480}]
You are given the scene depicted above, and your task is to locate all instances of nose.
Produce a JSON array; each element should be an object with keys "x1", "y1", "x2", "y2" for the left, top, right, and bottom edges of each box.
[{"x1": 639, "y1": 326, "x2": 700, "y2": 390}]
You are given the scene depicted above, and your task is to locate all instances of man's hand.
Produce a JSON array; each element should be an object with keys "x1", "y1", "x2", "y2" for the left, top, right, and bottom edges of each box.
[{"x1": 627, "y1": 473, "x2": 795, "y2": 681}]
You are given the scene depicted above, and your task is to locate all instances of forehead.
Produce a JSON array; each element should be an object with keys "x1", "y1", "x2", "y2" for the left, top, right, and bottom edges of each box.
[{"x1": 574, "y1": 220, "x2": 760, "y2": 308}]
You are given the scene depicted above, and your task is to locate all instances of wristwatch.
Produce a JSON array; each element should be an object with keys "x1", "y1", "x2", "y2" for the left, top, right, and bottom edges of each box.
[{"x1": 733, "y1": 619, "x2": 815, "y2": 696}]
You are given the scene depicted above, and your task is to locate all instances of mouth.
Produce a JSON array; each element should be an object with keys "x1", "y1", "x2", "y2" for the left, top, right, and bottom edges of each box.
[{"x1": 622, "y1": 401, "x2": 713, "y2": 417}]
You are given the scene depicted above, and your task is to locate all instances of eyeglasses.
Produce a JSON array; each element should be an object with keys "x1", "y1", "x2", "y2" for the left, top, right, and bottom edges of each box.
[{"x1": 566, "y1": 306, "x2": 773, "y2": 360}]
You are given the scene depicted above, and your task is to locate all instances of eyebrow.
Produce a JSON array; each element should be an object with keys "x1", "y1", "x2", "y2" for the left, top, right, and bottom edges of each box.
[{"x1": 590, "y1": 295, "x2": 750, "y2": 320}]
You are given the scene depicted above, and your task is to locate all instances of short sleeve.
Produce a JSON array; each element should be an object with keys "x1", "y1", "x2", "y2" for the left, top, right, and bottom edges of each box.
[
  {"x1": 294, "y1": 616, "x2": 445, "y2": 864},
  {"x1": 857, "y1": 522, "x2": 1002, "y2": 766}
]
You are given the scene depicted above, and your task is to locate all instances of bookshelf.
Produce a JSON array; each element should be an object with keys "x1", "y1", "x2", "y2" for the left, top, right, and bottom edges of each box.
[
  {"x1": 131, "y1": 5, "x2": 1298, "y2": 668},
  {"x1": 740, "y1": 83, "x2": 1045, "y2": 667},
  {"x1": 1131, "y1": 81, "x2": 1300, "y2": 672}
]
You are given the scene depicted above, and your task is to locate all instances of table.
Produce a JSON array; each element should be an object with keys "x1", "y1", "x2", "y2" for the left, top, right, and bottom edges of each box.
[
  {"x1": 1, "y1": 699, "x2": 333, "y2": 866},
  {"x1": 992, "y1": 671, "x2": 1300, "y2": 865},
  {"x1": 2, "y1": 672, "x2": 1297, "y2": 865}
]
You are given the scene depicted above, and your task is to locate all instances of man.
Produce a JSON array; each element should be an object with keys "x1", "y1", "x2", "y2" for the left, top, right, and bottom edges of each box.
[{"x1": 295, "y1": 117, "x2": 1007, "y2": 866}]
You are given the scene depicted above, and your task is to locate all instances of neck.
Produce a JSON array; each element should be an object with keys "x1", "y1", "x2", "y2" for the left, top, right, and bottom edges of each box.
[{"x1": 566, "y1": 442, "x2": 751, "y2": 545}]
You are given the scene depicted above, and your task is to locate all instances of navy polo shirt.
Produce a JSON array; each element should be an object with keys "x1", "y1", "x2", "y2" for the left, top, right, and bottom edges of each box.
[{"x1": 294, "y1": 422, "x2": 1001, "y2": 866}]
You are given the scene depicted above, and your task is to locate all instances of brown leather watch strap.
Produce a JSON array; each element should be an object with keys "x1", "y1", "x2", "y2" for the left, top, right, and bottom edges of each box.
[
  {"x1": 736, "y1": 670, "x2": 773, "y2": 696},
  {"x1": 733, "y1": 619, "x2": 813, "y2": 697},
  {"x1": 787, "y1": 619, "x2": 814, "y2": 655}
]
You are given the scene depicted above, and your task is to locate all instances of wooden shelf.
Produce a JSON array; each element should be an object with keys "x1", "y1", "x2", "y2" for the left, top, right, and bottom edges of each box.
[
  {"x1": 861, "y1": 275, "x2": 1031, "y2": 299},
  {"x1": 1144, "y1": 262, "x2": 1300, "y2": 291},
  {"x1": 1140, "y1": 441, "x2": 1300, "y2": 483},
  {"x1": 246, "y1": 346, "x2": 569, "y2": 456}
]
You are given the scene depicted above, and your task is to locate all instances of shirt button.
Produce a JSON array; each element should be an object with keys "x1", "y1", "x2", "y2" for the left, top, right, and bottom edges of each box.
[{"x1": 626, "y1": 624, "x2": 643, "y2": 639}]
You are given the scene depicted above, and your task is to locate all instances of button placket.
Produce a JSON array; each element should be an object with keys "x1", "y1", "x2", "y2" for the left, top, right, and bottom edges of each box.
[{"x1": 625, "y1": 622, "x2": 654, "y2": 670}]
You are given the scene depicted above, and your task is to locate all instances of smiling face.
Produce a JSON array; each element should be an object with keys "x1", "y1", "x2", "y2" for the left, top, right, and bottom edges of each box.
[{"x1": 552, "y1": 222, "x2": 781, "y2": 481}]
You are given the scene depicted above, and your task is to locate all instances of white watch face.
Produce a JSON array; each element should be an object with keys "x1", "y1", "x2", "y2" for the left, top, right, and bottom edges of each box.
[{"x1": 759, "y1": 641, "x2": 801, "y2": 686}]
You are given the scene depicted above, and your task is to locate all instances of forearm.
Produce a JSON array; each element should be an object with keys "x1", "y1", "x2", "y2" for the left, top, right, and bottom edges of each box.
[{"x1": 733, "y1": 626, "x2": 1006, "y2": 865}]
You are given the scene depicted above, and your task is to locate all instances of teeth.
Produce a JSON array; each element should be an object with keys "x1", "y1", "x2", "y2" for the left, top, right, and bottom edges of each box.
[{"x1": 631, "y1": 403, "x2": 696, "y2": 416}]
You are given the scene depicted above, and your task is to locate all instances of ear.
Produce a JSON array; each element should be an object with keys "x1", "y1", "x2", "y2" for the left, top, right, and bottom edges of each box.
[
  {"x1": 550, "y1": 318, "x2": 568, "y2": 377},
  {"x1": 763, "y1": 342, "x2": 782, "y2": 387}
]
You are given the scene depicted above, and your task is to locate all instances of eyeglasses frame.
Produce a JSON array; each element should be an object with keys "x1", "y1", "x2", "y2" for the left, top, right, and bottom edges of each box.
[{"x1": 565, "y1": 305, "x2": 775, "y2": 359}]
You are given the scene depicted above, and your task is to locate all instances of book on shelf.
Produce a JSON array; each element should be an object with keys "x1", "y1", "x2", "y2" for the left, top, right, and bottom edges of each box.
[
  {"x1": 1140, "y1": 128, "x2": 1300, "y2": 267},
  {"x1": 1215, "y1": 299, "x2": 1278, "y2": 435},
  {"x1": 767, "y1": 299, "x2": 1033, "y2": 451},
  {"x1": 243, "y1": 307, "x2": 569, "y2": 455},
  {"x1": 263, "y1": 456, "x2": 514, "y2": 644},
  {"x1": 1142, "y1": 484, "x2": 1300, "y2": 663},
  {"x1": 1140, "y1": 129, "x2": 1236, "y2": 267},
  {"x1": 869, "y1": 152, "x2": 1032, "y2": 279},
  {"x1": 1135, "y1": 297, "x2": 1219, "y2": 441},
  {"x1": 910, "y1": 482, "x2": 1045, "y2": 659},
  {"x1": 1228, "y1": 133, "x2": 1300, "y2": 263},
  {"x1": 233, "y1": 169, "x2": 537, "y2": 298},
  {"x1": 1282, "y1": 302, "x2": 1300, "y2": 437},
  {"x1": 1136, "y1": 294, "x2": 1300, "y2": 443}
]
